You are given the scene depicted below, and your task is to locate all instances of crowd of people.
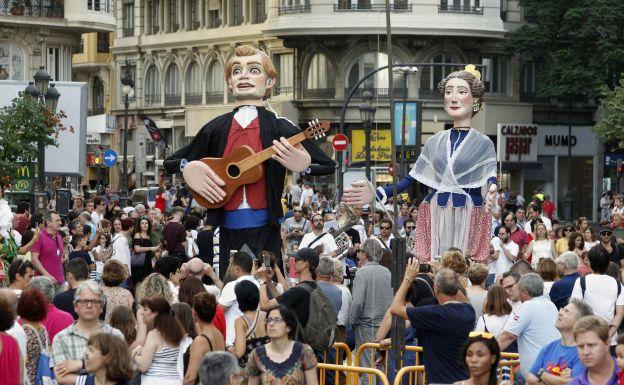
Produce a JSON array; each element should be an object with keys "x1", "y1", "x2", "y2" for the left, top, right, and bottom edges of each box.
[{"x1": 1, "y1": 182, "x2": 624, "y2": 385}]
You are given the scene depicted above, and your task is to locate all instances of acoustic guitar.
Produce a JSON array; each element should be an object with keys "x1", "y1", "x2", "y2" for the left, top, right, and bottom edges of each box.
[{"x1": 191, "y1": 119, "x2": 330, "y2": 209}]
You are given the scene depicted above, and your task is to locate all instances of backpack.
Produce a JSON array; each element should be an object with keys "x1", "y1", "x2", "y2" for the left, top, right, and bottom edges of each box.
[
  {"x1": 580, "y1": 275, "x2": 621, "y2": 315},
  {"x1": 23, "y1": 325, "x2": 55, "y2": 385},
  {"x1": 295, "y1": 281, "x2": 337, "y2": 351}
]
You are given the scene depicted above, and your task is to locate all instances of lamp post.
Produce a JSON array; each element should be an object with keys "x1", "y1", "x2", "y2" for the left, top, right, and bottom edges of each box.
[
  {"x1": 120, "y1": 59, "x2": 135, "y2": 199},
  {"x1": 392, "y1": 66, "x2": 418, "y2": 178},
  {"x1": 563, "y1": 96, "x2": 574, "y2": 221},
  {"x1": 24, "y1": 66, "x2": 61, "y2": 193},
  {"x1": 358, "y1": 91, "x2": 376, "y2": 181}
]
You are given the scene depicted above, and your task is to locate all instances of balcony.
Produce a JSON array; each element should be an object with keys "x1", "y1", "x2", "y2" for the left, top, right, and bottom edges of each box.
[
  {"x1": 347, "y1": 87, "x2": 406, "y2": 99},
  {"x1": 122, "y1": 27, "x2": 134, "y2": 37},
  {"x1": 334, "y1": 3, "x2": 412, "y2": 12},
  {"x1": 185, "y1": 92, "x2": 202, "y2": 105},
  {"x1": 145, "y1": 94, "x2": 161, "y2": 107},
  {"x1": 278, "y1": 4, "x2": 311, "y2": 14},
  {"x1": 304, "y1": 88, "x2": 335, "y2": 99},
  {"x1": 207, "y1": 18, "x2": 221, "y2": 28},
  {"x1": 89, "y1": 106, "x2": 105, "y2": 116},
  {"x1": 437, "y1": 4, "x2": 483, "y2": 14},
  {"x1": 165, "y1": 94, "x2": 181, "y2": 106},
  {"x1": 205, "y1": 91, "x2": 223, "y2": 103},
  {"x1": 0, "y1": 0, "x2": 63, "y2": 18}
]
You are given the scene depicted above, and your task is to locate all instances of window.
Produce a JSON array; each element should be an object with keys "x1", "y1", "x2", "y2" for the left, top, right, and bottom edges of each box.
[
  {"x1": 145, "y1": 65, "x2": 160, "y2": 106},
  {"x1": 189, "y1": 0, "x2": 200, "y2": 30},
  {"x1": 418, "y1": 53, "x2": 458, "y2": 98},
  {"x1": 274, "y1": 53, "x2": 293, "y2": 95},
  {"x1": 346, "y1": 52, "x2": 402, "y2": 97},
  {"x1": 96, "y1": 33, "x2": 110, "y2": 53},
  {"x1": 0, "y1": 42, "x2": 24, "y2": 80},
  {"x1": 206, "y1": 61, "x2": 224, "y2": 103},
  {"x1": 165, "y1": 64, "x2": 181, "y2": 104},
  {"x1": 306, "y1": 53, "x2": 334, "y2": 97},
  {"x1": 185, "y1": 62, "x2": 202, "y2": 104},
  {"x1": 520, "y1": 58, "x2": 546, "y2": 101},
  {"x1": 122, "y1": 0, "x2": 134, "y2": 37},
  {"x1": 233, "y1": 0, "x2": 244, "y2": 25},
  {"x1": 207, "y1": 10, "x2": 221, "y2": 28},
  {"x1": 88, "y1": 0, "x2": 112, "y2": 12},
  {"x1": 92, "y1": 77, "x2": 105, "y2": 115},
  {"x1": 168, "y1": 0, "x2": 181, "y2": 32},
  {"x1": 149, "y1": 0, "x2": 160, "y2": 34},
  {"x1": 48, "y1": 47, "x2": 72, "y2": 81},
  {"x1": 255, "y1": 0, "x2": 267, "y2": 23},
  {"x1": 121, "y1": 62, "x2": 136, "y2": 101},
  {"x1": 480, "y1": 55, "x2": 508, "y2": 94}
]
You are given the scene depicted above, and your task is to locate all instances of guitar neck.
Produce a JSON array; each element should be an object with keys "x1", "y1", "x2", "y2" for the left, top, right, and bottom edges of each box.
[{"x1": 238, "y1": 132, "x2": 308, "y2": 173}]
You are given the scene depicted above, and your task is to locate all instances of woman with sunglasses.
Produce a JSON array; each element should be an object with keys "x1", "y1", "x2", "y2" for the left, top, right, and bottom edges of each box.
[
  {"x1": 247, "y1": 306, "x2": 318, "y2": 385},
  {"x1": 556, "y1": 224, "x2": 576, "y2": 256},
  {"x1": 453, "y1": 332, "x2": 501, "y2": 385}
]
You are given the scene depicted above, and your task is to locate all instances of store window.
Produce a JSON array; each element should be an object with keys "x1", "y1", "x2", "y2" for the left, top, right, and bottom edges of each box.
[{"x1": 0, "y1": 42, "x2": 24, "y2": 80}]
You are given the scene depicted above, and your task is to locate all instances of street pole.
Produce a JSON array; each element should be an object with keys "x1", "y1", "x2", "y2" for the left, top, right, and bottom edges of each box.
[
  {"x1": 38, "y1": 143, "x2": 45, "y2": 193},
  {"x1": 563, "y1": 97, "x2": 574, "y2": 221},
  {"x1": 365, "y1": 120, "x2": 372, "y2": 181},
  {"x1": 400, "y1": 72, "x2": 408, "y2": 179},
  {"x1": 122, "y1": 93, "x2": 129, "y2": 198}
]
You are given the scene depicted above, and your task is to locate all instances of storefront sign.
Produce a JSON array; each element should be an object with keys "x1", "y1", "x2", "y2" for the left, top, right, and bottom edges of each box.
[
  {"x1": 86, "y1": 133, "x2": 101, "y2": 145},
  {"x1": 350, "y1": 129, "x2": 392, "y2": 163},
  {"x1": 497, "y1": 124, "x2": 538, "y2": 162},
  {"x1": 537, "y1": 126, "x2": 598, "y2": 156}
]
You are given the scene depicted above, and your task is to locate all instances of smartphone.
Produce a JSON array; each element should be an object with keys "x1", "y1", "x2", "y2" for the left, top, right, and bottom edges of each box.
[{"x1": 263, "y1": 253, "x2": 271, "y2": 269}]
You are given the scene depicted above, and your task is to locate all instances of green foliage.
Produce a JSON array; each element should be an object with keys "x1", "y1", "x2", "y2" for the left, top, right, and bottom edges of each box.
[
  {"x1": 506, "y1": 0, "x2": 624, "y2": 100},
  {"x1": 0, "y1": 94, "x2": 73, "y2": 187},
  {"x1": 593, "y1": 77, "x2": 624, "y2": 150}
]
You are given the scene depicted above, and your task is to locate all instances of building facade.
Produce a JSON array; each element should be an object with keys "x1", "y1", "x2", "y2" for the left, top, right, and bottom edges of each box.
[{"x1": 112, "y1": 0, "x2": 602, "y2": 220}]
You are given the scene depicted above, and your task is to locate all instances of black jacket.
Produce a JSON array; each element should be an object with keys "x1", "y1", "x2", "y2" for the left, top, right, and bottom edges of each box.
[{"x1": 164, "y1": 107, "x2": 336, "y2": 227}]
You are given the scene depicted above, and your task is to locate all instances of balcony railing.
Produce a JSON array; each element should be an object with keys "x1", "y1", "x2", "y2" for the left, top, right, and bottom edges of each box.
[
  {"x1": 276, "y1": 86, "x2": 293, "y2": 95},
  {"x1": 207, "y1": 18, "x2": 221, "y2": 28},
  {"x1": 0, "y1": 0, "x2": 64, "y2": 17},
  {"x1": 185, "y1": 93, "x2": 202, "y2": 105},
  {"x1": 347, "y1": 87, "x2": 406, "y2": 99},
  {"x1": 145, "y1": 94, "x2": 161, "y2": 106},
  {"x1": 304, "y1": 88, "x2": 335, "y2": 99},
  {"x1": 165, "y1": 94, "x2": 181, "y2": 106},
  {"x1": 232, "y1": 16, "x2": 244, "y2": 25},
  {"x1": 278, "y1": 4, "x2": 311, "y2": 14},
  {"x1": 334, "y1": 3, "x2": 412, "y2": 12},
  {"x1": 205, "y1": 91, "x2": 224, "y2": 103},
  {"x1": 88, "y1": 106, "x2": 105, "y2": 116},
  {"x1": 437, "y1": 4, "x2": 483, "y2": 14},
  {"x1": 122, "y1": 27, "x2": 134, "y2": 37}
]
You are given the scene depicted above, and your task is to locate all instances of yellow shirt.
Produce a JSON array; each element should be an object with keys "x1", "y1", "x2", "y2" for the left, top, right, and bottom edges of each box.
[{"x1": 555, "y1": 238, "x2": 569, "y2": 256}]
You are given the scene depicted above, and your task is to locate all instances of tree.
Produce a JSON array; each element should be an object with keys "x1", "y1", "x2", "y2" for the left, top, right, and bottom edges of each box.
[
  {"x1": 593, "y1": 77, "x2": 624, "y2": 150},
  {"x1": 505, "y1": 0, "x2": 624, "y2": 101},
  {"x1": 0, "y1": 94, "x2": 72, "y2": 188}
]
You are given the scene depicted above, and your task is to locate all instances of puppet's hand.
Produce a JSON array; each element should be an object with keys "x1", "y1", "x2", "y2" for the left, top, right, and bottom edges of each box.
[
  {"x1": 343, "y1": 180, "x2": 376, "y2": 206},
  {"x1": 182, "y1": 160, "x2": 226, "y2": 204},
  {"x1": 485, "y1": 183, "x2": 497, "y2": 212},
  {"x1": 271, "y1": 137, "x2": 311, "y2": 172}
]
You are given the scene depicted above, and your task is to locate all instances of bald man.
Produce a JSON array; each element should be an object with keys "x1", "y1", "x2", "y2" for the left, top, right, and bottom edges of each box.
[
  {"x1": 184, "y1": 257, "x2": 222, "y2": 298},
  {"x1": 0, "y1": 288, "x2": 27, "y2": 358}
]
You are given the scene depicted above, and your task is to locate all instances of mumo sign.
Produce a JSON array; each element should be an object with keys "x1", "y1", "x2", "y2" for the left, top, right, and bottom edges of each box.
[{"x1": 496, "y1": 124, "x2": 538, "y2": 162}]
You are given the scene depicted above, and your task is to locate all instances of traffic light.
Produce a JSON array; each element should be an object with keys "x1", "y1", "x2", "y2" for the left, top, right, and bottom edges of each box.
[
  {"x1": 94, "y1": 156, "x2": 100, "y2": 165},
  {"x1": 618, "y1": 159, "x2": 623, "y2": 176}
]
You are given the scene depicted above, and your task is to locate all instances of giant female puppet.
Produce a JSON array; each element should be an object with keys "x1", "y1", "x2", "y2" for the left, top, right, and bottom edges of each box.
[
  {"x1": 164, "y1": 45, "x2": 335, "y2": 277},
  {"x1": 344, "y1": 65, "x2": 497, "y2": 263}
]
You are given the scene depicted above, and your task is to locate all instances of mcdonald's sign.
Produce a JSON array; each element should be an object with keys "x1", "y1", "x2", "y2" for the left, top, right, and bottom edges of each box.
[
  {"x1": 13, "y1": 163, "x2": 35, "y2": 193},
  {"x1": 15, "y1": 165, "x2": 31, "y2": 178}
]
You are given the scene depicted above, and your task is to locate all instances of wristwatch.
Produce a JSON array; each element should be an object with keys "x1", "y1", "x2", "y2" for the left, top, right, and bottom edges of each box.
[{"x1": 537, "y1": 368, "x2": 546, "y2": 381}]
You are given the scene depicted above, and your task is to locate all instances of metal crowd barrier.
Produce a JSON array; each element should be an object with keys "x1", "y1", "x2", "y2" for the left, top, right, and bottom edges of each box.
[
  {"x1": 318, "y1": 363, "x2": 390, "y2": 385},
  {"x1": 393, "y1": 365, "x2": 426, "y2": 385}
]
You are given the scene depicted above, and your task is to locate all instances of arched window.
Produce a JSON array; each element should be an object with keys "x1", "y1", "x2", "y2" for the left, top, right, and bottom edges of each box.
[
  {"x1": 206, "y1": 61, "x2": 224, "y2": 103},
  {"x1": 144, "y1": 65, "x2": 160, "y2": 106},
  {"x1": 418, "y1": 53, "x2": 458, "y2": 99},
  {"x1": 165, "y1": 64, "x2": 181, "y2": 105},
  {"x1": 0, "y1": 42, "x2": 24, "y2": 80},
  {"x1": 185, "y1": 61, "x2": 201, "y2": 105},
  {"x1": 346, "y1": 52, "x2": 402, "y2": 98},
  {"x1": 92, "y1": 76, "x2": 104, "y2": 114},
  {"x1": 306, "y1": 53, "x2": 335, "y2": 98}
]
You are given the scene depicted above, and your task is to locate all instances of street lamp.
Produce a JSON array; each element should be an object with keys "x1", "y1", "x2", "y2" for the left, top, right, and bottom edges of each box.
[
  {"x1": 24, "y1": 67, "x2": 61, "y2": 193},
  {"x1": 393, "y1": 66, "x2": 418, "y2": 178},
  {"x1": 120, "y1": 59, "x2": 135, "y2": 199},
  {"x1": 358, "y1": 90, "x2": 376, "y2": 181}
]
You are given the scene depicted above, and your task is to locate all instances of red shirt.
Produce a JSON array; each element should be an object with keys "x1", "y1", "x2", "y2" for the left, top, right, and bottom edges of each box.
[
  {"x1": 41, "y1": 304, "x2": 74, "y2": 342},
  {"x1": 542, "y1": 201, "x2": 556, "y2": 219},
  {"x1": 222, "y1": 117, "x2": 267, "y2": 210},
  {"x1": 214, "y1": 306, "x2": 226, "y2": 339},
  {"x1": 155, "y1": 193, "x2": 166, "y2": 212}
]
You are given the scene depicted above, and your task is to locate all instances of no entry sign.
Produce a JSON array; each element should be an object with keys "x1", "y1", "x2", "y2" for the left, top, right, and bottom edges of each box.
[{"x1": 332, "y1": 134, "x2": 349, "y2": 151}]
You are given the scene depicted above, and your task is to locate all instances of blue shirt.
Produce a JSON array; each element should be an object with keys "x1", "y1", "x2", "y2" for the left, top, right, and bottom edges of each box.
[
  {"x1": 530, "y1": 339, "x2": 585, "y2": 378},
  {"x1": 569, "y1": 359, "x2": 619, "y2": 385},
  {"x1": 550, "y1": 272, "x2": 581, "y2": 310}
]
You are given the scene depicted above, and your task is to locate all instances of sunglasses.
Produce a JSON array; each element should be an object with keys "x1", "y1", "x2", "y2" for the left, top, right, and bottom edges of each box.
[
  {"x1": 469, "y1": 331, "x2": 494, "y2": 339},
  {"x1": 380, "y1": 226, "x2": 391, "y2": 230},
  {"x1": 601, "y1": 231, "x2": 613, "y2": 236},
  {"x1": 405, "y1": 226, "x2": 415, "y2": 230}
]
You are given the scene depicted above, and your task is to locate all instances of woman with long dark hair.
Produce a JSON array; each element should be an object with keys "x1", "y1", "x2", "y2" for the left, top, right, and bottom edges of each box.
[
  {"x1": 132, "y1": 217, "x2": 158, "y2": 286},
  {"x1": 453, "y1": 332, "x2": 501, "y2": 385},
  {"x1": 132, "y1": 296, "x2": 185, "y2": 385}
]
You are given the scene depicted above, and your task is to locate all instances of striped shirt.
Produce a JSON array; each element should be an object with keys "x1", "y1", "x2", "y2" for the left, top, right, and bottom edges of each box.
[{"x1": 144, "y1": 344, "x2": 181, "y2": 379}]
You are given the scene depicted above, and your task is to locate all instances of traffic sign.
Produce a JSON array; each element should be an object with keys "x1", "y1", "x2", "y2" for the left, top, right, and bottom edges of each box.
[
  {"x1": 104, "y1": 149, "x2": 118, "y2": 167},
  {"x1": 332, "y1": 134, "x2": 349, "y2": 151}
]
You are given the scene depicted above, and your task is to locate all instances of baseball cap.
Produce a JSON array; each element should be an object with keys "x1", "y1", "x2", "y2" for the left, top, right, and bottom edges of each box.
[
  {"x1": 294, "y1": 247, "x2": 319, "y2": 268},
  {"x1": 599, "y1": 225, "x2": 613, "y2": 235}
]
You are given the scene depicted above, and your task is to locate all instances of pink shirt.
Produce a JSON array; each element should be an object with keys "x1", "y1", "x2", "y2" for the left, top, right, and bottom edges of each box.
[
  {"x1": 41, "y1": 304, "x2": 74, "y2": 342},
  {"x1": 31, "y1": 229, "x2": 65, "y2": 283}
]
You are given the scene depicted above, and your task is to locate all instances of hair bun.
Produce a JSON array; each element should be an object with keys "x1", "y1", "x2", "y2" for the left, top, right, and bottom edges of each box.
[{"x1": 463, "y1": 64, "x2": 481, "y2": 81}]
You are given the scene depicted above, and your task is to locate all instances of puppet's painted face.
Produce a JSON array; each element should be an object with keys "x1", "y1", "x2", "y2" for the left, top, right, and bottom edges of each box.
[
  {"x1": 443, "y1": 77, "x2": 474, "y2": 121},
  {"x1": 227, "y1": 53, "x2": 274, "y2": 101}
]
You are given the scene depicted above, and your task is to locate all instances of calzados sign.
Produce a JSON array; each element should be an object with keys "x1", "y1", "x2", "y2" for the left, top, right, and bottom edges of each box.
[{"x1": 496, "y1": 124, "x2": 538, "y2": 162}]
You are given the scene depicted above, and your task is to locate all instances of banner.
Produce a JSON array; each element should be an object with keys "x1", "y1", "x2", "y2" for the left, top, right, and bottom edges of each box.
[
  {"x1": 393, "y1": 102, "x2": 418, "y2": 146},
  {"x1": 350, "y1": 129, "x2": 392, "y2": 163}
]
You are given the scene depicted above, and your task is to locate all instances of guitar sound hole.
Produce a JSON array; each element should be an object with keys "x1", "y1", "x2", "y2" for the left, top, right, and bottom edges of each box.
[{"x1": 227, "y1": 164, "x2": 240, "y2": 178}]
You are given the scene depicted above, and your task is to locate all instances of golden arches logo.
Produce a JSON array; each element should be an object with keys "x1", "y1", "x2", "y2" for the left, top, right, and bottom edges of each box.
[
  {"x1": 14, "y1": 180, "x2": 29, "y2": 190},
  {"x1": 15, "y1": 166, "x2": 30, "y2": 178}
]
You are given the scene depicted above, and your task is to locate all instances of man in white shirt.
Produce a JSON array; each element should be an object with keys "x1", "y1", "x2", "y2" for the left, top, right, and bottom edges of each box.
[
  {"x1": 299, "y1": 213, "x2": 337, "y2": 258},
  {"x1": 218, "y1": 252, "x2": 258, "y2": 347},
  {"x1": 90, "y1": 197, "x2": 105, "y2": 228},
  {"x1": 523, "y1": 203, "x2": 552, "y2": 234},
  {"x1": 497, "y1": 273, "x2": 560, "y2": 377},
  {"x1": 491, "y1": 226, "x2": 519, "y2": 280},
  {"x1": 570, "y1": 246, "x2": 624, "y2": 347},
  {"x1": 290, "y1": 178, "x2": 303, "y2": 206},
  {"x1": 300, "y1": 182, "x2": 314, "y2": 208}
]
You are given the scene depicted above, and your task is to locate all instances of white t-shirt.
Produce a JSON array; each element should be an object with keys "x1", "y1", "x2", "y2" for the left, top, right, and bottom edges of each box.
[
  {"x1": 490, "y1": 237, "x2": 519, "y2": 277},
  {"x1": 336, "y1": 284, "x2": 352, "y2": 327},
  {"x1": 290, "y1": 184, "x2": 302, "y2": 205},
  {"x1": 168, "y1": 280, "x2": 179, "y2": 303},
  {"x1": 111, "y1": 233, "x2": 131, "y2": 271},
  {"x1": 570, "y1": 274, "x2": 624, "y2": 345},
  {"x1": 8, "y1": 321, "x2": 27, "y2": 358},
  {"x1": 504, "y1": 296, "x2": 560, "y2": 377},
  {"x1": 300, "y1": 188, "x2": 314, "y2": 207},
  {"x1": 475, "y1": 313, "x2": 511, "y2": 337},
  {"x1": 523, "y1": 215, "x2": 552, "y2": 234},
  {"x1": 299, "y1": 232, "x2": 338, "y2": 258},
  {"x1": 91, "y1": 211, "x2": 102, "y2": 228},
  {"x1": 217, "y1": 275, "x2": 259, "y2": 346},
  {"x1": 204, "y1": 284, "x2": 221, "y2": 300}
]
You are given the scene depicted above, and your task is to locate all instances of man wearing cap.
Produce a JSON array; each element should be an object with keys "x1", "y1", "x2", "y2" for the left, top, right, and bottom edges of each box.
[{"x1": 598, "y1": 225, "x2": 624, "y2": 266}]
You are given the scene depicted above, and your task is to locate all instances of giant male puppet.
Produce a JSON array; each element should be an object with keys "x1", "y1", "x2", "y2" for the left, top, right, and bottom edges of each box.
[
  {"x1": 164, "y1": 45, "x2": 335, "y2": 278},
  {"x1": 344, "y1": 65, "x2": 497, "y2": 263}
]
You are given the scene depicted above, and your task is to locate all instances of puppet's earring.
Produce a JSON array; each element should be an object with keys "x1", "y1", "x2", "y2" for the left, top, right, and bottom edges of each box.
[{"x1": 473, "y1": 102, "x2": 480, "y2": 112}]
